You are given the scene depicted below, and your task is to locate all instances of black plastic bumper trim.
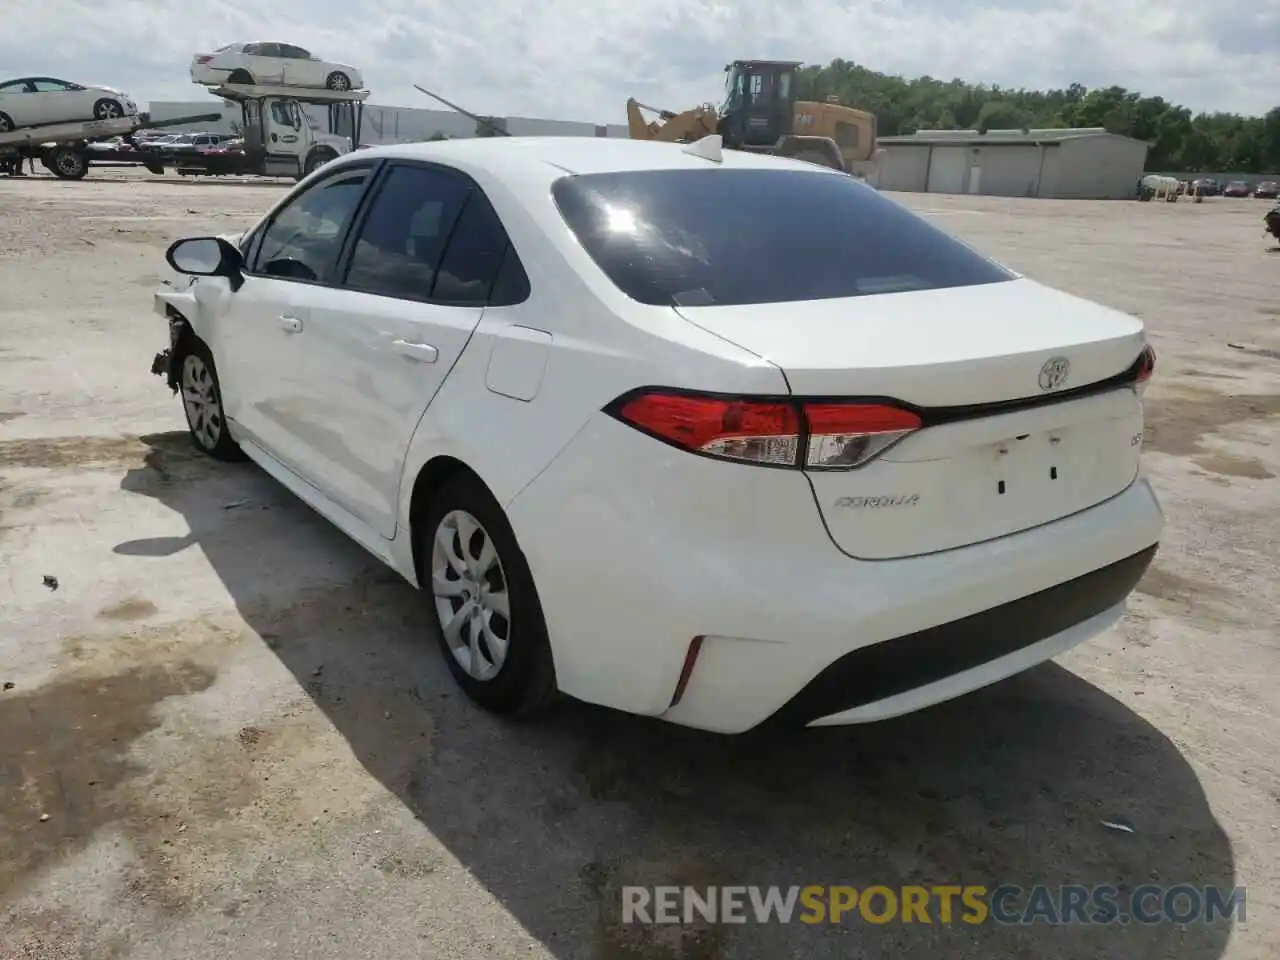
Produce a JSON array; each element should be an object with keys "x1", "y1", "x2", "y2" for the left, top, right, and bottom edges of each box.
[{"x1": 763, "y1": 543, "x2": 1158, "y2": 728}]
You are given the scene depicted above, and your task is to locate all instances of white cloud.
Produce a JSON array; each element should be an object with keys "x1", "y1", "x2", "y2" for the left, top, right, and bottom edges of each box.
[{"x1": 3, "y1": 0, "x2": 1277, "y2": 122}]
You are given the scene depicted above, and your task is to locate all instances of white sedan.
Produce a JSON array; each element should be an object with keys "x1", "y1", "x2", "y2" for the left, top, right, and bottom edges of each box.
[
  {"x1": 191, "y1": 42, "x2": 363, "y2": 91},
  {"x1": 150, "y1": 136, "x2": 1163, "y2": 734},
  {"x1": 0, "y1": 76, "x2": 138, "y2": 132}
]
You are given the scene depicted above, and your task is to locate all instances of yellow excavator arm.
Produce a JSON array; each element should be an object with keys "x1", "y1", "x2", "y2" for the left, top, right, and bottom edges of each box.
[{"x1": 626, "y1": 98, "x2": 719, "y2": 143}]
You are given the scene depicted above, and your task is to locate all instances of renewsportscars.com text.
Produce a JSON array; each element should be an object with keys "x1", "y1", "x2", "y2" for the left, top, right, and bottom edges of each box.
[{"x1": 622, "y1": 884, "x2": 1245, "y2": 926}]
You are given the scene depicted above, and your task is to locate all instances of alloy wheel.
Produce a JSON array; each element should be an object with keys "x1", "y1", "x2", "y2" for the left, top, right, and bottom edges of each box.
[
  {"x1": 182, "y1": 353, "x2": 222, "y2": 450},
  {"x1": 431, "y1": 509, "x2": 512, "y2": 681}
]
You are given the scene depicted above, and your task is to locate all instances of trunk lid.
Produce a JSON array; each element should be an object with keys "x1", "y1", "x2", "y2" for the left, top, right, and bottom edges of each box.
[{"x1": 675, "y1": 278, "x2": 1148, "y2": 559}]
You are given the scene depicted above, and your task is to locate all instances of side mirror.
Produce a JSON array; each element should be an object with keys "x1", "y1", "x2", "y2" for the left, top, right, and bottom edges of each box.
[{"x1": 165, "y1": 236, "x2": 244, "y2": 291}]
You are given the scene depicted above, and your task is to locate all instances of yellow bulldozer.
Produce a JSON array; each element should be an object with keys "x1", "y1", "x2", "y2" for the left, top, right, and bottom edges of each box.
[{"x1": 626, "y1": 60, "x2": 880, "y2": 177}]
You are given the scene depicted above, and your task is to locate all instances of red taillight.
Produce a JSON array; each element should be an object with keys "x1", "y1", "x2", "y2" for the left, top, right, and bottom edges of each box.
[
  {"x1": 196, "y1": 55, "x2": 214, "y2": 63},
  {"x1": 612, "y1": 391, "x2": 921, "y2": 469},
  {"x1": 1136, "y1": 345, "x2": 1156, "y2": 383}
]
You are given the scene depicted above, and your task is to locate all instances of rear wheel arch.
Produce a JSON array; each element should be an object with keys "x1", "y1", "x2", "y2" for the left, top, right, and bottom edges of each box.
[
  {"x1": 408, "y1": 456, "x2": 488, "y2": 580},
  {"x1": 410, "y1": 455, "x2": 558, "y2": 715}
]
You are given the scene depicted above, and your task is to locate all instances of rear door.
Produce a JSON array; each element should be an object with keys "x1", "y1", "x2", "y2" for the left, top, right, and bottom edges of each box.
[
  {"x1": 286, "y1": 161, "x2": 517, "y2": 536},
  {"x1": 277, "y1": 45, "x2": 321, "y2": 87},
  {"x1": 247, "y1": 43, "x2": 287, "y2": 84}
]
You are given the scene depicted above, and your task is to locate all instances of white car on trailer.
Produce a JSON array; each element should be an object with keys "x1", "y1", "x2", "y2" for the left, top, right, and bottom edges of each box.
[
  {"x1": 191, "y1": 43, "x2": 363, "y2": 92},
  {"x1": 0, "y1": 76, "x2": 138, "y2": 132}
]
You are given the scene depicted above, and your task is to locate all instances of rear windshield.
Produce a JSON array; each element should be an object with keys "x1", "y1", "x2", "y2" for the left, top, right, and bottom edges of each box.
[{"x1": 551, "y1": 168, "x2": 1015, "y2": 307}]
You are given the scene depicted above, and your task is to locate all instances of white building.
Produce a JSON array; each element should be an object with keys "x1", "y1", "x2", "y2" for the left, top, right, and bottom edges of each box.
[{"x1": 875, "y1": 127, "x2": 1150, "y2": 200}]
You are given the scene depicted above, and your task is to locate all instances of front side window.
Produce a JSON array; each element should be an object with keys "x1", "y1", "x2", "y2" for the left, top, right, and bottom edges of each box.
[
  {"x1": 31, "y1": 79, "x2": 73, "y2": 92},
  {"x1": 342, "y1": 164, "x2": 470, "y2": 301},
  {"x1": 552, "y1": 168, "x2": 1014, "y2": 307},
  {"x1": 251, "y1": 168, "x2": 370, "y2": 282}
]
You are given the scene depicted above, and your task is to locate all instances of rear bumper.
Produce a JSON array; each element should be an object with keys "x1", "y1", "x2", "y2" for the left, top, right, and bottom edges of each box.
[
  {"x1": 765, "y1": 543, "x2": 1155, "y2": 728},
  {"x1": 506, "y1": 415, "x2": 1164, "y2": 734}
]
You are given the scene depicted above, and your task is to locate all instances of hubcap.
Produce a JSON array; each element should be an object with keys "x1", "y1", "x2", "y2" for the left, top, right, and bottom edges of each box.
[
  {"x1": 431, "y1": 509, "x2": 511, "y2": 682},
  {"x1": 332, "y1": 75, "x2": 350, "y2": 90},
  {"x1": 182, "y1": 354, "x2": 222, "y2": 450},
  {"x1": 55, "y1": 154, "x2": 80, "y2": 176},
  {"x1": 98, "y1": 102, "x2": 121, "y2": 119}
]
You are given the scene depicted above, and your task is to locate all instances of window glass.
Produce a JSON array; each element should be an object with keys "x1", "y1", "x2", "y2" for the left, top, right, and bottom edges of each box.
[
  {"x1": 280, "y1": 45, "x2": 311, "y2": 59},
  {"x1": 834, "y1": 121, "x2": 859, "y2": 149},
  {"x1": 552, "y1": 168, "x2": 1014, "y2": 307},
  {"x1": 343, "y1": 164, "x2": 469, "y2": 301},
  {"x1": 0, "y1": 81, "x2": 30, "y2": 93},
  {"x1": 487, "y1": 245, "x2": 531, "y2": 306},
  {"x1": 252, "y1": 169, "x2": 369, "y2": 282},
  {"x1": 432, "y1": 192, "x2": 512, "y2": 304},
  {"x1": 31, "y1": 80, "x2": 72, "y2": 92},
  {"x1": 269, "y1": 101, "x2": 293, "y2": 126}
]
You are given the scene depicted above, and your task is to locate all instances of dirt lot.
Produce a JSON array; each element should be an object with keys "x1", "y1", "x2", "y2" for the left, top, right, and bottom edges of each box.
[{"x1": 1, "y1": 167, "x2": 1277, "y2": 960}]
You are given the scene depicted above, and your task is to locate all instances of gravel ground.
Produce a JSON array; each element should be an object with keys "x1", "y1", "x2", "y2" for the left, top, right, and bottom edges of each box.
[{"x1": 1, "y1": 166, "x2": 1278, "y2": 960}]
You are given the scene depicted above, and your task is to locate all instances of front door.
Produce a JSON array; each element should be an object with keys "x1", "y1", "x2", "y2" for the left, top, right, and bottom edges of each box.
[
  {"x1": 219, "y1": 163, "x2": 376, "y2": 473},
  {"x1": 286, "y1": 161, "x2": 512, "y2": 536}
]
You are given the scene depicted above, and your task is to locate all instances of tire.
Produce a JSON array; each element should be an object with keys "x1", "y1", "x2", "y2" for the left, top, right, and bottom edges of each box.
[
  {"x1": 302, "y1": 148, "x2": 336, "y2": 178},
  {"x1": 325, "y1": 71, "x2": 352, "y2": 91},
  {"x1": 227, "y1": 69, "x2": 255, "y2": 85},
  {"x1": 0, "y1": 112, "x2": 13, "y2": 132},
  {"x1": 48, "y1": 146, "x2": 88, "y2": 180},
  {"x1": 93, "y1": 98, "x2": 124, "y2": 120},
  {"x1": 419, "y1": 475, "x2": 557, "y2": 717},
  {"x1": 177, "y1": 337, "x2": 244, "y2": 461}
]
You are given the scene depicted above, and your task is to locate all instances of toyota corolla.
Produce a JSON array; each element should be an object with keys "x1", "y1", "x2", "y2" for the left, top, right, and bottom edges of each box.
[{"x1": 150, "y1": 135, "x2": 1162, "y2": 734}]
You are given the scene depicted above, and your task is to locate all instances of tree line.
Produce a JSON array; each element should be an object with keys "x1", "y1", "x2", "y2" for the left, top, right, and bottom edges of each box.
[{"x1": 795, "y1": 60, "x2": 1280, "y2": 174}]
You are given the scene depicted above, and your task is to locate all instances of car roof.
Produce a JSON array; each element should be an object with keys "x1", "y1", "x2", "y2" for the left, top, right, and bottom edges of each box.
[{"x1": 339, "y1": 136, "x2": 841, "y2": 191}]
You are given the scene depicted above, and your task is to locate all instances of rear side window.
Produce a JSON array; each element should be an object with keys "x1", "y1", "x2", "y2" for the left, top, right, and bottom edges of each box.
[
  {"x1": 552, "y1": 168, "x2": 1014, "y2": 306},
  {"x1": 432, "y1": 192, "x2": 514, "y2": 304},
  {"x1": 342, "y1": 164, "x2": 470, "y2": 301}
]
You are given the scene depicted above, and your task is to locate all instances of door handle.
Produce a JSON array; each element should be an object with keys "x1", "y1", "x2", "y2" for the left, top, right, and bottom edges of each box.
[
  {"x1": 278, "y1": 315, "x2": 303, "y2": 333},
  {"x1": 391, "y1": 339, "x2": 438, "y2": 363}
]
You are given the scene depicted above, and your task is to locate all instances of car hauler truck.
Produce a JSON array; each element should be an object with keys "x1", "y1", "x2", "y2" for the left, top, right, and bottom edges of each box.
[
  {"x1": 0, "y1": 112, "x2": 225, "y2": 179},
  {"x1": 2, "y1": 83, "x2": 368, "y2": 181},
  {"x1": 165, "y1": 82, "x2": 368, "y2": 180}
]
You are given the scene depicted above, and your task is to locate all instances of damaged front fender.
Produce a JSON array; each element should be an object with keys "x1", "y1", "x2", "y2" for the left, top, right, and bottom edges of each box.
[{"x1": 152, "y1": 279, "x2": 199, "y2": 393}]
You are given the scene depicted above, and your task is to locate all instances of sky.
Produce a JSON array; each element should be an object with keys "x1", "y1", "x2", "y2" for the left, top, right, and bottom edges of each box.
[{"x1": 3, "y1": 0, "x2": 1278, "y2": 123}]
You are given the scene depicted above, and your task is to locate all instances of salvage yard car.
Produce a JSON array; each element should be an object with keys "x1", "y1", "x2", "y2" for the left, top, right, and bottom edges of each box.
[
  {"x1": 150, "y1": 136, "x2": 1163, "y2": 734},
  {"x1": 0, "y1": 76, "x2": 137, "y2": 131},
  {"x1": 190, "y1": 43, "x2": 363, "y2": 91}
]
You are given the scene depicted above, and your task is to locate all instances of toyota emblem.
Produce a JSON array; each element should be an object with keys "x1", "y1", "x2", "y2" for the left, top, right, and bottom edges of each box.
[{"x1": 1038, "y1": 356, "x2": 1070, "y2": 391}]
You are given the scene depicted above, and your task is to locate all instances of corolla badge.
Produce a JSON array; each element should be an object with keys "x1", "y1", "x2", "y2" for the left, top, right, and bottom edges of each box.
[
  {"x1": 834, "y1": 494, "x2": 920, "y2": 509},
  {"x1": 1038, "y1": 356, "x2": 1070, "y2": 391}
]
